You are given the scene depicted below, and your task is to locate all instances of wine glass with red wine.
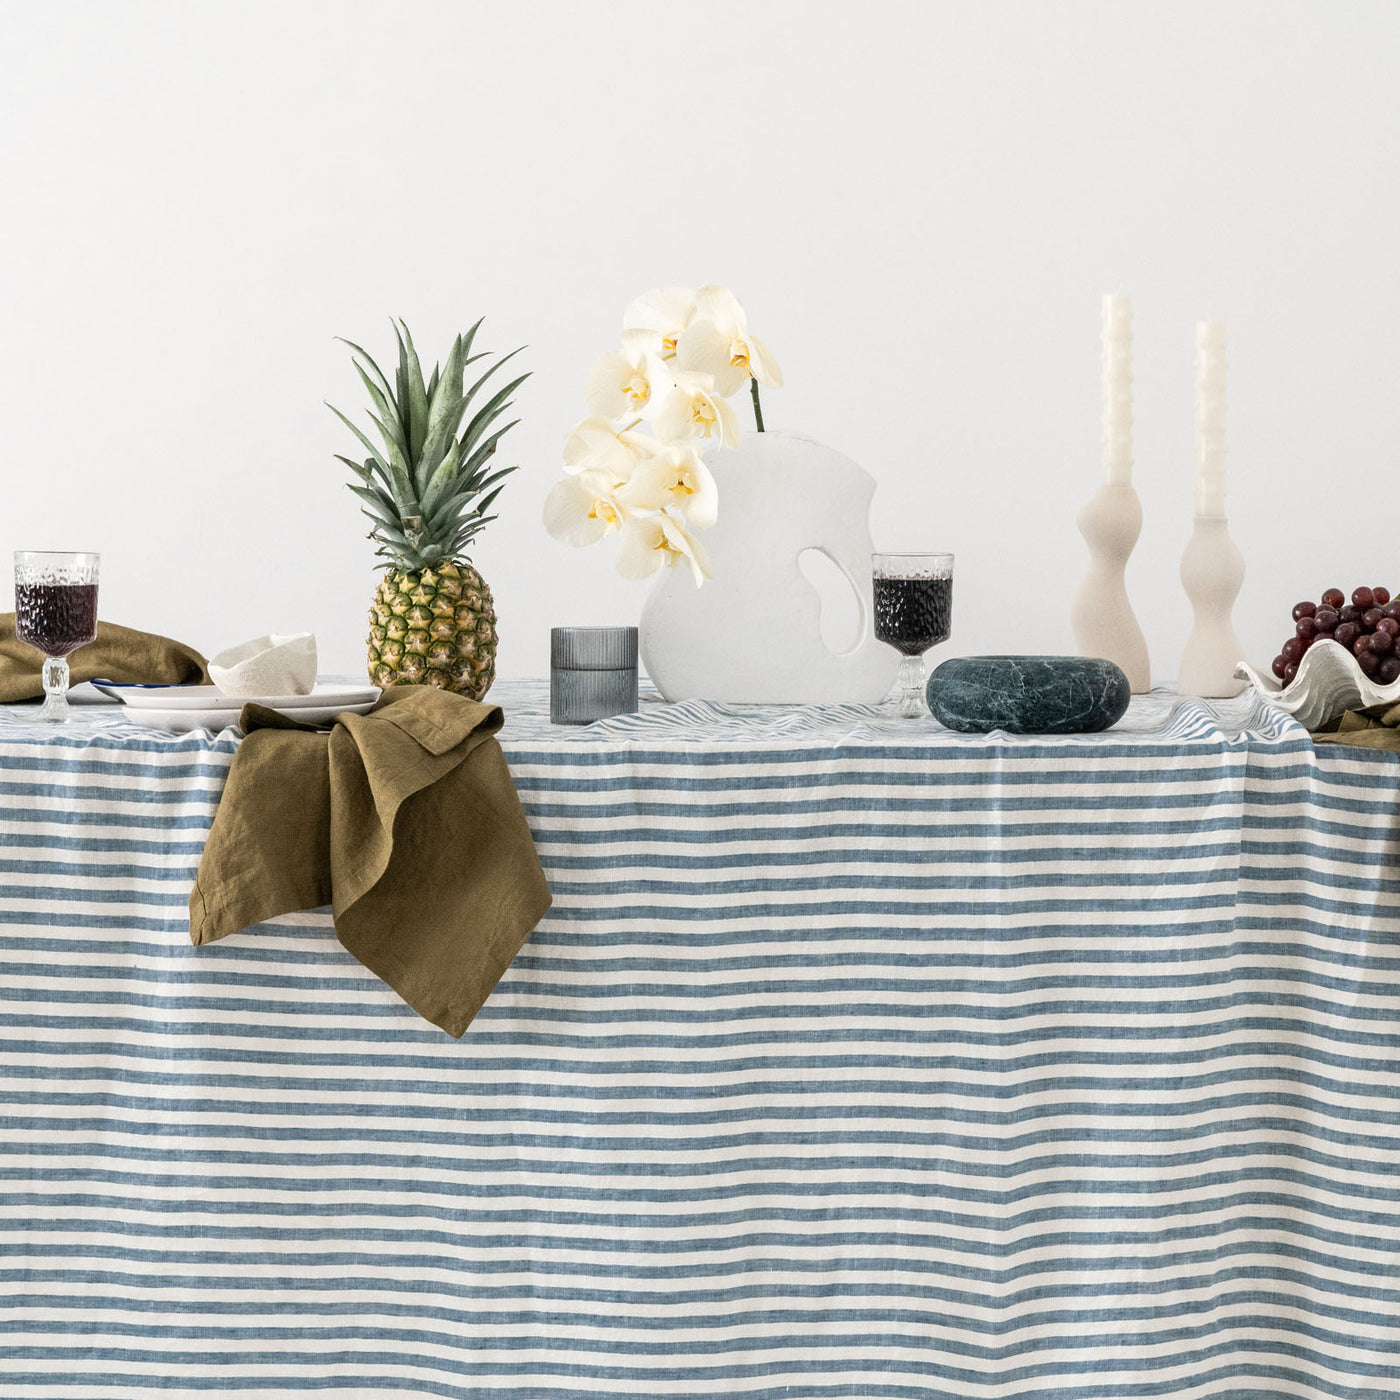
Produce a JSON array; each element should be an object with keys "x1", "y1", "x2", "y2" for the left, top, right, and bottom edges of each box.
[
  {"x1": 13, "y1": 551, "x2": 100, "y2": 723},
  {"x1": 873, "y1": 552, "x2": 954, "y2": 719}
]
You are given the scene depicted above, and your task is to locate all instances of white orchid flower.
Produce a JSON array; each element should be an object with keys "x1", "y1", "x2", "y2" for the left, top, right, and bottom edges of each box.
[
  {"x1": 654, "y1": 371, "x2": 739, "y2": 449},
  {"x1": 674, "y1": 284, "x2": 783, "y2": 397},
  {"x1": 584, "y1": 347, "x2": 673, "y2": 422},
  {"x1": 615, "y1": 507, "x2": 713, "y2": 588},
  {"x1": 620, "y1": 286, "x2": 696, "y2": 361},
  {"x1": 617, "y1": 445, "x2": 718, "y2": 531},
  {"x1": 542, "y1": 468, "x2": 632, "y2": 547},
  {"x1": 562, "y1": 416, "x2": 652, "y2": 477}
]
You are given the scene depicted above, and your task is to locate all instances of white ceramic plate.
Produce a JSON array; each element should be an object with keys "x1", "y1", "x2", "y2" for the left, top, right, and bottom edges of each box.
[
  {"x1": 118, "y1": 683, "x2": 379, "y2": 712},
  {"x1": 1236, "y1": 637, "x2": 1400, "y2": 730},
  {"x1": 121, "y1": 698, "x2": 378, "y2": 733}
]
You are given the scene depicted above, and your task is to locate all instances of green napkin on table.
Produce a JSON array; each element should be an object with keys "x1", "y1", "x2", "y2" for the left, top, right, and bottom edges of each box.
[
  {"x1": 0, "y1": 614, "x2": 208, "y2": 702},
  {"x1": 188, "y1": 685, "x2": 552, "y2": 1038},
  {"x1": 1312, "y1": 701, "x2": 1400, "y2": 751}
]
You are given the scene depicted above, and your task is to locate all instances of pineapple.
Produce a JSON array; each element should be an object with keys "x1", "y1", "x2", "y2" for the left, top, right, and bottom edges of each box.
[{"x1": 329, "y1": 319, "x2": 527, "y2": 698}]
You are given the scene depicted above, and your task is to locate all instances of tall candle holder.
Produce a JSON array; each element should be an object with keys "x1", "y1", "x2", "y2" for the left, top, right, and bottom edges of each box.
[
  {"x1": 1179, "y1": 517, "x2": 1246, "y2": 697},
  {"x1": 1071, "y1": 294, "x2": 1151, "y2": 693},
  {"x1": 1178, "y1": 321, "x2": 1245, "y2": 697}
]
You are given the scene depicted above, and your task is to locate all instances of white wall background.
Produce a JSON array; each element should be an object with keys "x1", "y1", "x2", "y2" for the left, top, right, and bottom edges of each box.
[{"x1": 3, "y1": 0, "x2": 1398, "y2": 685}]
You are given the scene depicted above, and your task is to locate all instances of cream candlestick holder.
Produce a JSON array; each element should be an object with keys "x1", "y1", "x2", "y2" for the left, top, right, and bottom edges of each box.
[
  {"x1": 1070, "y1": 484, "x2": 1151, "y2": 693},
  {"x1": 1178, "y1": 515, "x2": 1246, "y2": 698},
  {"x1": 1177, "y1": 319, "x2": 1244, "y2": 697}
]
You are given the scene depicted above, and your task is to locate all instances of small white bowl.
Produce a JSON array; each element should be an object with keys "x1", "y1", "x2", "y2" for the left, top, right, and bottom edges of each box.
[
  {"x1": 1236, "y1": 637, "x2": 1400, "y2": 731},
  {"x1": 208, "y1": 633, "x2": 317, "y2": 699}
]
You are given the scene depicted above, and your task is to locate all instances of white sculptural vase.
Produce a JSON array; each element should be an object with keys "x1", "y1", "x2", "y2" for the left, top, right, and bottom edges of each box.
[
  {"x1": 1178, "y1": 514, "x2": 1246, "y2": 698},
  {"x1": 639, "y1": 429, "x2": 899, "y2": 703},
  {"x1": 1070, "y1": 483, "x2": 1151, "y2": 693}
]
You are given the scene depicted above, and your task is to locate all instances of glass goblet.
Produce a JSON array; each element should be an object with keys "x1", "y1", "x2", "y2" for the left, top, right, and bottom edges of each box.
[
  {"x1": 873, "y1": 552, "x2": 954, "y2": 719},
  {"x1": 13, "y1": 551, "x2": 101, "y2": 723}
]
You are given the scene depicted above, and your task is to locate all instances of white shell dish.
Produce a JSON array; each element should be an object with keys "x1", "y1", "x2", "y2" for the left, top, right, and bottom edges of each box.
[{"x1": 1236, "y1": 638, "x2": 1400, "y2": 731}]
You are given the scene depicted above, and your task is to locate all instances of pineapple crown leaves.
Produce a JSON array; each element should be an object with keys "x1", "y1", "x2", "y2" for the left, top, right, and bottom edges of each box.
[{"x1": 328, "y1": 317, "x2": 529, "y2": 571}]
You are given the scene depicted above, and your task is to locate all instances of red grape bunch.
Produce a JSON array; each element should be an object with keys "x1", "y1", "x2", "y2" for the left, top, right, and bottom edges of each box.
[{"x1": 1275, "y1": 586, "x2": 1400, "y2": 687}]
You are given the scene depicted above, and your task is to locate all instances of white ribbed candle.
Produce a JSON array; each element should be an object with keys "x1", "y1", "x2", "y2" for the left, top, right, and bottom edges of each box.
[
  {"x1": 1102, "y1": 294, "x2": 1133, "y2": 485},
  {"x1": 1195, "y1": 321, "x2": 1228, "y2": 516}
]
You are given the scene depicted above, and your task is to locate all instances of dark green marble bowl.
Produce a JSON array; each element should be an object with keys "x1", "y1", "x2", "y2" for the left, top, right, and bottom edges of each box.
[{"x1": 926, "y1": 655, "x2": 1131, "y2": 734}]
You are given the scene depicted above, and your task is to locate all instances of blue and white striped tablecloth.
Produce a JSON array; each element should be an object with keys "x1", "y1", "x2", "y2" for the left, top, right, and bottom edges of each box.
[{"x1": 1, "y1": 681, "x2": 1398, "y2": 1398}]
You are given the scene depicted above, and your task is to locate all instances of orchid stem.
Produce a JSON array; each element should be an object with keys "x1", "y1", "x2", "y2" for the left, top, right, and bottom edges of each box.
[{"x1": 750, "y1": 379, "x2": 765, "y2": 433}]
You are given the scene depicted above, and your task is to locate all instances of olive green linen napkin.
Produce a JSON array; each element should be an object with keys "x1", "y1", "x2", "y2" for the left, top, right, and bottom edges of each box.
[
  {"x1": 188, "y1": 686, "x2": 552, "y2": 1037},
  {"x1": 0, "y1": 614, "x2": 208, "y2": 701},
  {"x1": 1312, "y1": 701, "x2": 1400, "y2": 750}
]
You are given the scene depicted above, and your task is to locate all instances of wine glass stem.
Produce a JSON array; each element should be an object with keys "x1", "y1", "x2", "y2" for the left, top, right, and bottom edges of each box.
[
  {"x1": 37, "y1": 656, "x2": 72, "y2": 722},
  {"x1": 894, "y1": 654, "x2": 928, "y2": 718}
]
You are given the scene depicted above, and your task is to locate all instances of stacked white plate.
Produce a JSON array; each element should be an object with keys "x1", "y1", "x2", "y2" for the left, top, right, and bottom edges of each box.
[{"x1": 99, "y1": 683, "x2": 380, "y2": 733}]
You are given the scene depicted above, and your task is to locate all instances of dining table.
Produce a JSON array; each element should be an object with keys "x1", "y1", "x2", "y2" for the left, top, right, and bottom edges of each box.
[{"x1": 1, "y1": 679, "x2": 1397, "y2": 1399}]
